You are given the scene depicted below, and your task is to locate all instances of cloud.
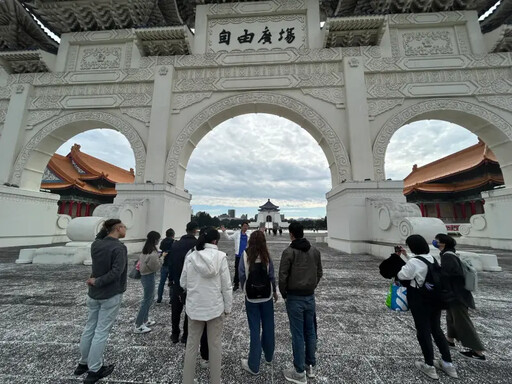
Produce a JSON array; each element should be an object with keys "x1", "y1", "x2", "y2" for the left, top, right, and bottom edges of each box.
[{"x1": 384, "y1": 120, "x2": 478, "y2": 180}]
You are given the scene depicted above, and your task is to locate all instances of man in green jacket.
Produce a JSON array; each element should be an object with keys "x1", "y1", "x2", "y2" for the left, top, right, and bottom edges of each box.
[
  {"x1": 279, "y1": 221, "x2": 323, "y2": 384},
  {"x1": 74, "y1": 219, "x2": 128, "y2": 384}
]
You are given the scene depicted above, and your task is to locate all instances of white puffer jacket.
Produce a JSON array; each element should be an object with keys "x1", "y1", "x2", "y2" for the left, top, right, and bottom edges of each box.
[{"x1": 180, "y1": 243, "x2": 233, "y2": 321}]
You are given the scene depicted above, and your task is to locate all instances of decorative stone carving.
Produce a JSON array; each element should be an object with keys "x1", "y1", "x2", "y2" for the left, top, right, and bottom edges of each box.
[
  {"x1": 207, "y1": 0, "x2": 305, "y2": 15},
  {"x1": 348, "y1": 58, "x2": 360, "y2": 67},
  {"x1": 171, "y1": 93, "x2": 213, "y2": 113},
  {"x1": 12, "y1": 112, "x2": 146, "y2": 185},
  {"x1": 368, "y1": 99, "x2": 404, "y2": 120},
  {"x1": 301, "y1": 88, "x2": 344, "y2": 108},
  {"x1": 373, "y1": 99, "x2": 512, "y2": 180},
  {"x1": 80, "y1": 47, "x2": 122, "y2": 70},
  {"x1": 0, "y1": 87, "x2": 11, "y2": 99},
  {"x1": 120, "y1": 107, "x2": 152, "y2": 126},
  {"x1": 16, "y1": 85, "x2": 24, "y2": 94},
  {"x1": 402, "y1": 31, "x2": 454, "y2": 56},
  {"x1": 388, "y1": 12, "x2": 466, "y2": 25},
  {"x1": 26, "y1": 110, "x2": 62, "y2": 129},
  {"x1": 477, "y1": 96, "x2": 512, "y2": 113},
  {"x1": 159, "y1": 66, "x2": 169, "y2": 76},
  {"x1": 166, "y1": 92, "x2": 351, "y2": 186}
]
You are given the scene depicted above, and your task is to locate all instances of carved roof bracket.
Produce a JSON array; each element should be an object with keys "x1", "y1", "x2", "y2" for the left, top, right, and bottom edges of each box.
[
  {"x1": 0, "y1": 50, "x2": 56, "y2": 74},
  {"x1": 323, "y1": 15, "x2": 386, "y2": 48}
]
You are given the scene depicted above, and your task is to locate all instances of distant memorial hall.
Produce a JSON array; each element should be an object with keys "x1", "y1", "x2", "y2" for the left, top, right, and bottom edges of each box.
[{"x1": 1, "y1": 0, "x2": 511, "y2": 256}]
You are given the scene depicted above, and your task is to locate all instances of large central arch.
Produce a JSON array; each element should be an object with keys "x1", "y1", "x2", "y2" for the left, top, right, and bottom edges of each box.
[
  {"x1": 166, "y1": 92, "x2": 351, "y2": 189},
  {"x1": 372, "y1": 99, "x2": 512, "y2": 185},
  {"x1": 11, "y1": 111, "x2": 147, "y2": 190}
]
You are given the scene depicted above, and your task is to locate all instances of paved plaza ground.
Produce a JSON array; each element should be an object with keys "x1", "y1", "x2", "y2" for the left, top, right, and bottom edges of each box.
[{"x1": 0, "y1": 236, "x2": 511, "y2": 384}]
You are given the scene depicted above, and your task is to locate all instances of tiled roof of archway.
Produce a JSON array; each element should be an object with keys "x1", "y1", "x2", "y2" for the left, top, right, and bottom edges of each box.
[
  {"x1": 403, "y1": 140, "x2": 504, "y2": 195},
  {"x1": 41, "y1": 144, "x2": 135, "y2": 196},
  {"x1": 0, "y1": 0, "x2": 504, "y2": 52}
]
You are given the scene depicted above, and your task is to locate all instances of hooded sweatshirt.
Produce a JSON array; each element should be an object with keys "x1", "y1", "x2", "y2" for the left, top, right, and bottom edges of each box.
[
  {"x1": 279, "y1": 238, "x2": 323, "y2": 299},
  {"x1": 180, "y1": 243, "x2": 233, "y2": 321}
]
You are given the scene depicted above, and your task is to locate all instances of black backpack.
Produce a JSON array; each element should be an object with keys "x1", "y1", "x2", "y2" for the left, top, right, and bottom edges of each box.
[
  {"x1": 415, "y1": 256, "x2": 452, "y2": 309},
  {"x1": 245, "y1": 262, "x2": 271, "y2": 300}
]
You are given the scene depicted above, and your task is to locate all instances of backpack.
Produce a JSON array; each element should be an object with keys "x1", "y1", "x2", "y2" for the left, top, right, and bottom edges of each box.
[
  {"x1": 445, "y1": 251, "x2": 478, "y2": 292},
  {"x1": 415, "y1": 256, "x2": 452, "y2": 309},
  {"x1": 245, "y1": 262, "x2": 271, "y2": 300}
]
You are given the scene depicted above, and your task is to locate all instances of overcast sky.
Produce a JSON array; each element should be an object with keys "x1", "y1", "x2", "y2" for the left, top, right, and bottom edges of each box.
[{"x1": 56, "y1": 114, "x2": 478, "y2": 219}]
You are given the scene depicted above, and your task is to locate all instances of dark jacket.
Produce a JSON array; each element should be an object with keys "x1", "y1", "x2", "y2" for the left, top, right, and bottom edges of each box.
[
  {"x1": 279, "y1": 238, "x2": 322, "y2": 299},
  {"x1": 160, "y1": 237, "x2": 175, "y2": 268},
  {"x1": 379, "y1": 253, "x2": 406, "y2": 279},
  {"x1": 169, "y1": 234, "x2": 197, "y2": 286},
  {"x1": 88, "y1": 236, "x2": 128, "y2": 300},
  {"x1": 440, "y1": 249, "x2": 475, "y2": 309}
]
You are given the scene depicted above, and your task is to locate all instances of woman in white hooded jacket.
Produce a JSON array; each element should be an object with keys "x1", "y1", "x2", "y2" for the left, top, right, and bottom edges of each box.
[{"x1": 180, "y1": 228, "x2": 232, "y2": 384}]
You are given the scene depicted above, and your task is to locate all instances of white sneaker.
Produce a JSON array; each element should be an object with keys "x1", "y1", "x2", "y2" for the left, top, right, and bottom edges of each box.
[
  {"x1": 145, "y1": 320, "x2": 156, "y2": 327},
  {"x1": 434, "y1": 359, "x2": 458, "y2": 378},
  {"x1": 414, "y1": 361, "x2": 439, "y2": 380},
  {"x1": 241, "y1": 358, "x2": 259, "y2": 375},
  {"x1": 133, "y1": 324, "x2": 151, "y2": 334},
  {"x1": 283, "y1": 367, "x2": 306, "y2": 384},
  {"x1": 199, "y1": 359, "x2": 209, "y2": 369},
  {"x1": 306, "y1": 365, "x2": 315, "y2": 378}
]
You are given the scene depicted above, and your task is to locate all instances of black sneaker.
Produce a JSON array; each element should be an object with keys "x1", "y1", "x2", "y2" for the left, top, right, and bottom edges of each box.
[
  {"x1": 459, "y1": 350, "x2": 486, "y2": 361},
  {"x1": 73, "y1": 363, "x2": 88, "y2": 375},
  {"x1": 84, "y1": 364, "x2": 115, "y2": 383},
  {"x1": 171, "y1": 333, "x2": 179, "y2": 344}
]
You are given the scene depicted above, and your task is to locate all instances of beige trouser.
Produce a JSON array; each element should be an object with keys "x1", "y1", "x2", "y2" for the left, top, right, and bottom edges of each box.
[{"x1": 183, "y1": 314, "x2": 224, "y2": 384}]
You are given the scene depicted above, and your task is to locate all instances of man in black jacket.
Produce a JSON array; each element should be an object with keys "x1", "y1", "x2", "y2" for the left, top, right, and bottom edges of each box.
[
  {"x1": 279, "y1": 222, "x2": 322, "y2": 384},
  {"x1": 157, "y1": 228, "x2": 175, "y2": 304},
  {"x1": 169, "y1": 221, "x2": 199, "y2": 343},
  {"x1": 74, "y1": 219, "x2": 128, "y2": 384}
]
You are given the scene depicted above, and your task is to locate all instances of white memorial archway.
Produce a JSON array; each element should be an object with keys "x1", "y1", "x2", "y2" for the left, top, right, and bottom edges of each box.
[{"x1": 0, "y1": 0, "x2": 511, "y2": 251}]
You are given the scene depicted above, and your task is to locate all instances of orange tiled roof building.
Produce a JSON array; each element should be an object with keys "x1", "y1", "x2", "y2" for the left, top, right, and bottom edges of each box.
[
  {"x1": 403, "y1": 139, "x2": 504, "y2": 225},
  {"x1": 41, "y1": 144, "x2": 135, "y2": 218}
]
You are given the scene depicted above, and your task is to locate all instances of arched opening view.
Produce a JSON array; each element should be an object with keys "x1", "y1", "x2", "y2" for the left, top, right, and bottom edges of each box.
[
  {"x1": 385, "y1": 120, "x2": 505, "y2": 229},
  {"x1": 184, "y1": 114, "x2": 331, "y2": 231},
  {"x1": 44, "y1": 129, "x2": 136, "y2": 218}
]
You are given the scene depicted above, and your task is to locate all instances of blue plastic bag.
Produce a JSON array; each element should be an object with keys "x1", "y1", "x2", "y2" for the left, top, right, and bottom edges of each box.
[{"x1": 386, "y1": 281, "x2": 408, "y2": 311}]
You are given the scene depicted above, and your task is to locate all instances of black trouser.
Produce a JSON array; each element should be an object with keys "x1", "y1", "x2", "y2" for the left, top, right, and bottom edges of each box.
[
  {"x1": 200, "y1": 328, "x2": 209, "y2": 360},
  {"x1": 234, "y1": 257, "x2": 240, "y2": 288},
  {"x1": 408, "y1": 287, "x2": 451, "y2": 366},
  {"x1": 171, "y1": 285, "x2": 188, "y2": 338},
  {"x1": 447, "y1": 302, "x2": 484, "y2": 351}
]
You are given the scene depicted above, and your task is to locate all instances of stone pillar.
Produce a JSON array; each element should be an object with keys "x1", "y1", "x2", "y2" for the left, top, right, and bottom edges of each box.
[
  {"x1": 326, "y1": 180, "x2": 406, "y2": 254},
  {"x1": 144, "y1": 65, "x2": 174, "y2": 183},
  {"x1": 343, "y1": 57, "x2": 374, "y2": 181},
  {"x1": 112, "y1": 183, "x2": 192, "y2": 240},
  {"x1": 0, "y1": 84, "x2": 32, "y2": 184}
]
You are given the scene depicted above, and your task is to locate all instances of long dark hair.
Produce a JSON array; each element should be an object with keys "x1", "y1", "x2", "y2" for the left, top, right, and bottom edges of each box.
[
  {"x1": 142, "y1": 231, "x2": 161, "y2": 254},
  {"x1": 435, "y1": 233, "x2": 457, "y2": 250},
  {"x1": 196, "y1": 228, "x2": 220, "y2": 251},
  {"x1": 246, "y1": 230, "x2": 270, "y2": 266}
]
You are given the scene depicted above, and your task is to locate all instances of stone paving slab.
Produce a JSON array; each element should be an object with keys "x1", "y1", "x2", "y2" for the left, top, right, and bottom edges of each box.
[{"x1": 0, "y1": 237, "x2": 511, "y2": 383}]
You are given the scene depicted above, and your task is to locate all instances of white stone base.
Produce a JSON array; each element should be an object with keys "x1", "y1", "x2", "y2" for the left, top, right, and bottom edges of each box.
[
  {"x1": 459, "y1": 187, "x2": 512, "y2": 251},
  {"x1": 0, "y1": 186, "x2": 69, "y2": 247},
  {"x1": 32, "y1": 246, "x2": 90, "y2": 265}
]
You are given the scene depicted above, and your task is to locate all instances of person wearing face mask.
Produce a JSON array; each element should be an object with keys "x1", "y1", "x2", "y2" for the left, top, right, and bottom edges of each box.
[{"x1": 433, "y1": 234, "x2": 486, "y2": 362}]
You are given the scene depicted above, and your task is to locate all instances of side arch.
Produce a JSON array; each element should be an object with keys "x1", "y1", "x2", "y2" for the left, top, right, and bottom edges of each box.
[
  {"x1": 372, "y1": 99, "x2": 512, "y2": 184},
  {"x1": 11, "y1": 111, "x2": 146, "y2": 190},
  {"x1": 166, "y1": 92, "x2": 351, "y2": 189}
]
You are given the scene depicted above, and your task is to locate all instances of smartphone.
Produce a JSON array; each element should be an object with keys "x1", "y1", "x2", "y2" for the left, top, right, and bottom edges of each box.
[{"x1": 394, "y1": 245, "x2": 402, "y2": 253}]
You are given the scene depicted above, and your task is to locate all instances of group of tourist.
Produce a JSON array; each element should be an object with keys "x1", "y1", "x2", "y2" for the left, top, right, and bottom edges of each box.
[
  {"x1": 381, "y1": 233, "x2": 486, "y2": 380},
  {"x1": 74, "y1": 219, "x2": 322, "y2": 384}
]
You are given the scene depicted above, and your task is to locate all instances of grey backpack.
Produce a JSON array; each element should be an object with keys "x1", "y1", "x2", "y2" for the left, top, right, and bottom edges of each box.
[{"x1": 446, "y1": 252, "x2": 478, "y2": 292}]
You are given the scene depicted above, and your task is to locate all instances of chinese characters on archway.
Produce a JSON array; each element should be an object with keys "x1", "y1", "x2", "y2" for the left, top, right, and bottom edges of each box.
[{"x1": 218, "y1": 26, "x2": 296, "y2": 46}]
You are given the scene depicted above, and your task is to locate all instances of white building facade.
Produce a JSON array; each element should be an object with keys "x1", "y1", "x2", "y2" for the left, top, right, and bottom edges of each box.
[{"x1": 0, "y1": 0, "x2": 511, "y2": 253}]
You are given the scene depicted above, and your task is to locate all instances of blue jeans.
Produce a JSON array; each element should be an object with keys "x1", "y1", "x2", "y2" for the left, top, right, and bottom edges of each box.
[
  {"x1": 245, "y1": 299, "x2": 275, "y2": 373},
  {"x1": 136, "y1": 273, "x2": 155, "y2": 327},
  {"x1": 157, "y1": 265, "x2": 172, "y2": 302},
  {"x1": 79, "y1": 293, "x2": 123, "y2": 372},
  {"x1": 286, "y1": 294, "x2": 316, "y2": 373}
]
